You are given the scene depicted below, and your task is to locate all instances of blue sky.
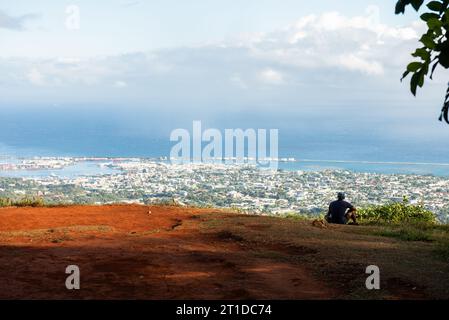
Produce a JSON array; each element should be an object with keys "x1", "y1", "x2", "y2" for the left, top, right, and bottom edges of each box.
[
  {"x1": 1, "y1": 0, "x2": 419, "y2": 57},
  {"x1": 0, "y1": 1, "x2": 449, "y2": 160}
]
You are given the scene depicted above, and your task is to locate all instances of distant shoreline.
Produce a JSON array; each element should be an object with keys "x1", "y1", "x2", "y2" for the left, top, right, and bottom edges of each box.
[{"x1": 1, "y1": 156, "x2": 449, "y2": 177}]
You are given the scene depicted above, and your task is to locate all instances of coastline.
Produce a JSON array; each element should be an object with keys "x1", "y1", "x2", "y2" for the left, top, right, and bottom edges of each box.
[{"x1": 1, "y1": 155, "x2": 449, "y2": 177}]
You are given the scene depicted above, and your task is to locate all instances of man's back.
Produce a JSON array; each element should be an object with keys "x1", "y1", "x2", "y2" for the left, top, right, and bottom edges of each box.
[{"x1": 328, "y1": 200, "x2": 354, "y2": 224}]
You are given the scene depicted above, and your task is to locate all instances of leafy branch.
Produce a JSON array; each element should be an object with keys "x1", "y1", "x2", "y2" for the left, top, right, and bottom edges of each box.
[{"x1": 395, "y1": 0, "x2": 449, "y2": 123}]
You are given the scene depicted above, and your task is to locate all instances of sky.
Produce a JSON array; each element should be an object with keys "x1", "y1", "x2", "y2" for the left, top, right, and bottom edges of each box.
[
  {"x1": 0, "y1": 1, "x2": 449, "y2": 161},
  {"x1": 0, "y1": 0, "x2": 421, "y2": 58}
]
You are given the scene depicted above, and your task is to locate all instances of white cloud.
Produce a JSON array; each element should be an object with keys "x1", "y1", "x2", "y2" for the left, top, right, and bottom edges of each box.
[
  {"x1": 258, "y1": 68, "x2": 284, "y2": 85},
  {"x1": 15, "y1": 54, "x2": 165, "y2": 88},
  {"x1": 244, "y1": 6, "x2": 423, "y2": 76},
  {"x1": 338, "y1": 54, "x2": 384, "y2": 76},
  {"x1": 0, "y1": 6, "x2": 431, "y2": 103}
]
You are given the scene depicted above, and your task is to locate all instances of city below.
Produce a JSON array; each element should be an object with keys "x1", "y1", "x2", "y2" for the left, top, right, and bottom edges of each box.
[{"x1": 0, "y1": 157, "x2": 448, "y2": 223}]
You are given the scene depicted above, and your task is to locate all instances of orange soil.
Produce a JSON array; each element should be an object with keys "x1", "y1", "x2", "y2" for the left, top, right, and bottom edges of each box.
[{"x1": 0, "y1": 205, "x2": 335, "y2": 300}]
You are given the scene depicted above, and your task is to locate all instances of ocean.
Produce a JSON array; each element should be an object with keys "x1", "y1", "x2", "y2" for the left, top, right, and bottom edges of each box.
[{"x1": 0, "y1": 106, "x2": 449, "y2": 177}]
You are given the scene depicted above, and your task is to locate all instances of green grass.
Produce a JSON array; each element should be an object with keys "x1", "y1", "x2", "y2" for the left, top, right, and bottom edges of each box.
[
  {"x1": 357, "y1": 200, "x2": 436, "y2": 224},
  {"x1": 0, "y1": 197, "x2": 45, "y2": 208}
]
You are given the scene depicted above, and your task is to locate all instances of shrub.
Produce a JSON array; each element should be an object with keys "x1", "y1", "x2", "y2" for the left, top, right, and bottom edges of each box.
[
  {"x1": 14, "y1": 197, "x2": 45, "y2": 207},
  {"x1": 0, "y1": 197, "x2": 12, "y2": 207},
  {"x1": 357, "y1": 199, "x2": 436, "y2": 224},
  {"x1": 0, "y1": 197, "x2": 45, "y2": 208}
]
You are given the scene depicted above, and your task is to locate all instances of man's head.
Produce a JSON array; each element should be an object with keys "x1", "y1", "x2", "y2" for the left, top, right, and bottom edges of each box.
[{"x1": 337, "y1": 192, "x2": 345, "y2": 200}]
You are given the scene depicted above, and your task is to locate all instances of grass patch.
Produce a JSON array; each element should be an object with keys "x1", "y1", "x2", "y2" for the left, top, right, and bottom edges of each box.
[{"x1": 0, "y1": 197, "x2": 46, "y2": 208}]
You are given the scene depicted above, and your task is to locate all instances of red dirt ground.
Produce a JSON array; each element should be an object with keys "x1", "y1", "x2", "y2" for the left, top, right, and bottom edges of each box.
[
  {"x1": 0, "y1": 205, "x2": 447, "y2": 299},
  {"x1": 0, "y1": 205, "x2": 335, "y2": 299}
]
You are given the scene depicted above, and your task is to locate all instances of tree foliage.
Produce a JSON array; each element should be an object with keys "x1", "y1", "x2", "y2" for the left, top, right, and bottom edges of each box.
[{"x1": 395, "y1": 0, "x2": 449, "y2": 123}]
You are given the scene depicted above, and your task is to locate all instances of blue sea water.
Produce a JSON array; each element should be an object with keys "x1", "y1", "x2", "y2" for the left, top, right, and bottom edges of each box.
[
  {"x1": 1, "y1": 142, "x2": 448, "y2": 177},
  {"x1": 0, "y1": 106, "x2": 448, "y2": 177}
]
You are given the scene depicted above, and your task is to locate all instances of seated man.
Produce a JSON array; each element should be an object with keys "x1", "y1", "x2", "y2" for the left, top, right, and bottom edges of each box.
[{"x1": 326, "y1": 192, "x2": 358, "y2": 225}]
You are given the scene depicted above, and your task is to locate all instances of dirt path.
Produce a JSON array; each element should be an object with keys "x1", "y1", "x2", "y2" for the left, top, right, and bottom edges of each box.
[{"x1": 0, "y1": 205, "x2": 336, "y2": 299}]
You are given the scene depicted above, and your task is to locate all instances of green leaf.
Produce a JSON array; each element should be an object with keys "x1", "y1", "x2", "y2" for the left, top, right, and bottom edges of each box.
[
  {"x1": 420, "y1": 34, "x2": 436, "y2": 49},
  {"x1": 418, "y1": 70, "x2": 425, "y2": 87},
  {"x1": 401, "y1": 70, "x2": 411, "y2": 81},
  {"x1": 412, "y1": 48, "x2": 431, "y2": 61},
  {"x1": 410, "y1": 69, "x2": 426, "y2": 96},
  {"x1": 410, "y1": 72, "x2": 420, "y2": 95},
  {"x1": 434, "y1": 25, "x2": 443, "y2": 36},
  {"x1": 411, "y1": 0, "x2": 425, "y2": 11},
  {"x1": 427, "y1": 1, "x2": 444, "y2": 12},
  {"x1": 407, "y1": 62, "x2": 423, "y2": 72},
  {"x1": 421, "y1": 12, "x2": 440, "y2": 21},
  {"x1": 442, "y1": 12, "x2": 449, "y2": 25},
  {"x1": 422, "y1": 61, "x2": 430, "y2": 75},
  {"x1": 439, "y1": 52, "x2": 449, "y2": 68},
  {"x1": 427, "y1": 17, "x2": 443, "y2": 29},
  {"x1": 395, "y1": 0, "x2": 407, "y2": 14}
]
